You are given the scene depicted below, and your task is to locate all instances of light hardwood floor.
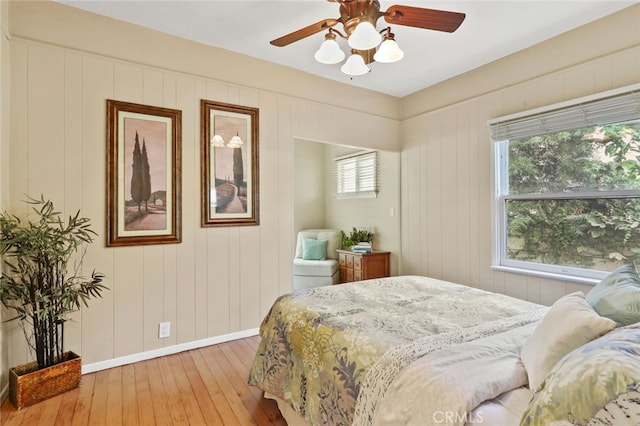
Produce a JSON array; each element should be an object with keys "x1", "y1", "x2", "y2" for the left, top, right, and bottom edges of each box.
[{"x1": 0, "y1": 335, "x2": 286, "y2": 425}]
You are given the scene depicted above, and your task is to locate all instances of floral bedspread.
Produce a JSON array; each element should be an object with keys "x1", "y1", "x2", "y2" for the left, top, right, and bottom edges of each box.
[
  {"x1": 247, "y1": 275, "x2": 544, "y2": 426},
  {"x1": 521, "y1": 324, "x2": 640, "y2": 425}
]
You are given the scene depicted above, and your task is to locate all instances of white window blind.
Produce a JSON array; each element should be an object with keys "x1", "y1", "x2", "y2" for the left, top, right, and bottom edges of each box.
[
  {"x1": 334, "y1": 151, "x2": 378, "y2": 199},
  {"x1": 489, "y1": 84, "x2": 640, "y2": 141}
]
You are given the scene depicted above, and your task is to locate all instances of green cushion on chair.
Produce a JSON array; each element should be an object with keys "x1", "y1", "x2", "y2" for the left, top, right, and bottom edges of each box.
[{"x1": 302, "y1": 239, "x2": 328, "y2": 261}]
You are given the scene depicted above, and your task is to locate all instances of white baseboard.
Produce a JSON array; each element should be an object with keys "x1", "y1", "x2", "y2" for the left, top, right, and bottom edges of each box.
[
  {"x1": 81, "y1": 328, "x2": 259, "y2": 374},
  {"x1": 1, "y1": 383, "x2": 7, "y2": 404}
]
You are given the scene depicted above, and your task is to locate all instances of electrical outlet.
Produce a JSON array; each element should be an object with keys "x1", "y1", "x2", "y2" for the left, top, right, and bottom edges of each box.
[{"x1": 159, "y1": 322, "x2": 171, "y2": 339}]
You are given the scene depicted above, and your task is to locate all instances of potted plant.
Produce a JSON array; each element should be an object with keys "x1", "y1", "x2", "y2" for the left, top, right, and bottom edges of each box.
[
  {"x1": 0, "y1": 196, "x2": 107, "y2": 408},
  {"x1": 341, "y1": 227, "x2": 374, "y2": 248}
]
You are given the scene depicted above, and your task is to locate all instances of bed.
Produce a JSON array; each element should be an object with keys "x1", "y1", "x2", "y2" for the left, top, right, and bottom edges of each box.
[{"x1": 248, "y1": 272, "x2": 640, "y2": 426}]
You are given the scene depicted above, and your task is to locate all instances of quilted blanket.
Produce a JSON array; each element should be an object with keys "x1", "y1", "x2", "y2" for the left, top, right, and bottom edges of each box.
[
  {"x1": 247, "y1": 275, "x2": 545, "y2": 426},
  {"x1": 367, "y1": 321, "x2": 540, "y2": 426}
]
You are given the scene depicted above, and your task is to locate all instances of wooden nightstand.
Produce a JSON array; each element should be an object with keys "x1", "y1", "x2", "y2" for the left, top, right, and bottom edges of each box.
[{"x1": 337, "y1": 249, "x2": 390, "y2": 283}]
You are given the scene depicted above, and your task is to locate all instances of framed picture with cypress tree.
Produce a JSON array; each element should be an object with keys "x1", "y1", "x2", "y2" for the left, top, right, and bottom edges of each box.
[
  {"x1": 200, "y1": 99, "x2": 259, "y2": 227},
  {"x1": 106, "y1": 99, "x2": 182, "y2": 246}
]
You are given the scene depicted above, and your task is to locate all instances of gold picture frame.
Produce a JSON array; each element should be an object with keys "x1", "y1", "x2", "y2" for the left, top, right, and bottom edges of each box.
[
  {"x1": 106, "y1": 99, "x2": 182, "y2": 246},
  {"x1": 200, "y1": 100, "x2": 259, "y2": 227}
]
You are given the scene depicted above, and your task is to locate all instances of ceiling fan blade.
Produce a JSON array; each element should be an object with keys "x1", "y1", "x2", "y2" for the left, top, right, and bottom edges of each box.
[
  {"x1": 383, "y1": 5, "x2": 465, "y2": 33},
  {"x1": 270, "y1": 18, "x2": 339, "y2": 47}
]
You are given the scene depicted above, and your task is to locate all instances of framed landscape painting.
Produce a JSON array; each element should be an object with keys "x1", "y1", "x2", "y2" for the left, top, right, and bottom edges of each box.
[
  {"x1": 200, "y1": 99, "x2": 259, "y2": 227},
  {"x1": 106, "y1": 100, "x2": 182, "y2": 246}
]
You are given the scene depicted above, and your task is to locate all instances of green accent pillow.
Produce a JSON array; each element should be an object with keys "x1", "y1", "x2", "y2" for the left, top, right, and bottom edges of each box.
[
  {"x1": 302, "y1": 239, "x2": 328, "y2": 260},
  {"x1": 520, "y1": 325, "x2": 640, "y2": 426},
  {"x1": 586, "y1": 264, "x2": 640, "y2": 326}
]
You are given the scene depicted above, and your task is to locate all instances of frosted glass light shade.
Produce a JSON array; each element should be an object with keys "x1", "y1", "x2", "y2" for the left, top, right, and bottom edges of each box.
[
  {"x1": 211, "y1": 134, "x2": 226, "y2": 147},
  {"x1": 373, "y1": 39, "x2": 404, "y2": 63},
  {"x1": 348, "y1": 21, "x2": 382, "y2": 50},
  {"x1": 314, "y1": 39, "x2": 345, "y2": 64},
  {"x1": 341, "y1": 53, "x2": 370, "y2": 76}
]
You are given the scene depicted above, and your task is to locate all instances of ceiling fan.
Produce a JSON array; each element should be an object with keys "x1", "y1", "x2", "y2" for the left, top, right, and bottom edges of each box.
[{"x1": 270, "y1": 0, "x2": 466, "y2": 76}]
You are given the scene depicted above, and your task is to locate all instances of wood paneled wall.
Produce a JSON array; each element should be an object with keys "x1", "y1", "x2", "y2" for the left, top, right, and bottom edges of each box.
[
  {"x1": 3, "y1": 1, "x2": 399, "y2": 376},
  {"x1": 400, "y1": 5, "x2": 640, "y2": 304},
  {"x1": 0, "y1": 0, "x2": 9, "y2": 398}
]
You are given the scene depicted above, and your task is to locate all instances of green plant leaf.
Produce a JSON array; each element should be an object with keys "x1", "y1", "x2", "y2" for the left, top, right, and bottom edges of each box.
[{"x1": 0, "y1": 196, "x2": 108, "y2": 369}]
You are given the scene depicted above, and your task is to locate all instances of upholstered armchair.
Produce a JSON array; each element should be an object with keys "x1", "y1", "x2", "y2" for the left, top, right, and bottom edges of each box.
[{"x1": 292, "y1": 229, "x2": 342, "y2": 290}]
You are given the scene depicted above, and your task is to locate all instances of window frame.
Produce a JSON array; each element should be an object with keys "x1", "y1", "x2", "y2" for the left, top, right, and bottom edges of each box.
[
  {"x1": 334, "y1": 150, "x2": 378, "y2": 199},
  {"x1": 490, "y1": 83, "x2": 640, "y2": 283}
]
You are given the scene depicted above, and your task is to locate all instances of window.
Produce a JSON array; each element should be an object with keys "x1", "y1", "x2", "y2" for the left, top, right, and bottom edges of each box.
[
  {"x1": 334, "y1": 151, "x2": 378, "y2": 199},
  {"x1": 490, "y1": 84, "x2": 640, "y2": 281}
]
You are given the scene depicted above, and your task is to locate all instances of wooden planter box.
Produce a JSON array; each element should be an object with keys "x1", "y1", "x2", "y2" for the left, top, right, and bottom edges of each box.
[{"x1": 9, "y1": 351, "x2": 81, "y2": 409}]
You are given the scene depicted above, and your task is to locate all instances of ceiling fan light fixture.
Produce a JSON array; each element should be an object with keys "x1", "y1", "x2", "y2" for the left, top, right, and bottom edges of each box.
[
  {"x1": 348, "y1": 21, "x2": 382, "y2": 50},
  {"x1": 314, "y1": 35, "x2": 345, "y2": 64},
  {"x1": 341, "y1": 52, "x2": 370, "y2": 76},
  {"x1": 269, "y1": 1, "x2": 466, "y2": 80},
  {"x1": 373, "y1": 36, "x2": 404, "y2": 63}
]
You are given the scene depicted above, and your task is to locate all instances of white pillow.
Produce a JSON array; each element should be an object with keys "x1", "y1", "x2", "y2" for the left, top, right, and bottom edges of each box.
[{"x1": 520, "y1": 291, "x2": 616, "y2": 391}]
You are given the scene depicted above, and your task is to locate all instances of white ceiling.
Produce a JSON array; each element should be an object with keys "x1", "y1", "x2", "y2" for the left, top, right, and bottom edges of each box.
[{"x1": 55, "y1": 0, "x2": 637, "y2": 98}]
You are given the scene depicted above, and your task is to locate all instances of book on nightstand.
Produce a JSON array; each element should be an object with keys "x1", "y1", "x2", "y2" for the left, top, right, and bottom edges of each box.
[{"x1": 351, "y1": 242, "x2": 372, "y2": 253}]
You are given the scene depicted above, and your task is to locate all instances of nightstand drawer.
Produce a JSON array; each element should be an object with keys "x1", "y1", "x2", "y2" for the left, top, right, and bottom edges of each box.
[
  {"x1": 339, "y1": 267, "x2": 354, "y2": 283},
  {"x1": 339, "y1": 252, "x2": 354, "y2": 268},
  {"x1": 336, "y1": 249, "x2": 390, "y2": 283},
  {"x1": 353, "y1": 256, "x2": 362, "y2": 270}
]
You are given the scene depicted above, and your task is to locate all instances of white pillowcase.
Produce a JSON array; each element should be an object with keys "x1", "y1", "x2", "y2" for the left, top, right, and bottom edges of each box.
[{"x1": 520, "y1": 291, "x2": 616, "y2": 391}]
